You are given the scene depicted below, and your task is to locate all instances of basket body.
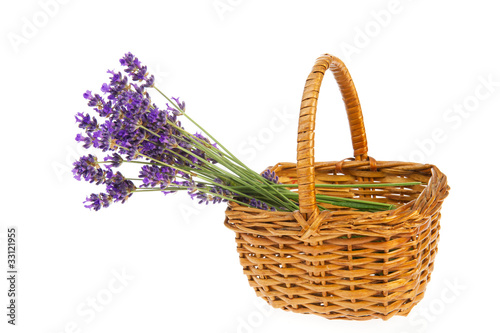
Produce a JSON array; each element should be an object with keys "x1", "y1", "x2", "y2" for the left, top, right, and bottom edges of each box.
[{"x1": 225, "y1": 161, "x2": 448, "y2": 320}]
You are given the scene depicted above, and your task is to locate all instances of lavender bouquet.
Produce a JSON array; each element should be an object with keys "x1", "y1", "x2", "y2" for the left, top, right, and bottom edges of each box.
[{"x1": 73, "y1": 53, "x2": 415, "y2": 212}]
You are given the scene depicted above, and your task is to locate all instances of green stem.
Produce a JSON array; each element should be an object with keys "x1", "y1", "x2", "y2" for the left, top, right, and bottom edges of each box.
[{"x1": 231, "y1": 182, "x2": 422, "y2": 190}]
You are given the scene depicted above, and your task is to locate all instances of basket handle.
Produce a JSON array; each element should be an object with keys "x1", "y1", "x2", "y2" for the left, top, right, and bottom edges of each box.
[{"x1": 297, "y1": 54, "x2": 368, "y2": 218}]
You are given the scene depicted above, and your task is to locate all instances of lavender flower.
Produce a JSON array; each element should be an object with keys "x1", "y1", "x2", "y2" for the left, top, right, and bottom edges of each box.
[
  {"x1": 103, "y1": 153, "x2": 123, "y2": 168},
  {"x1": 262, "y1": 169, "x2": 280, "y2": 184},
  {"x1": 105, "y1": 171, "x2": 136, "y2": 203},
  {"x1": 119, "y1": 52, "x2": 155, "y2": 87},
  {"x1": 238, "y1": 197, "x2": 277, "y2": 211},
  {"x1": 75, "y1": 133, "x2": 92, "y2": 149},
  {"x1": 75, "y1": 112, "x2": 99, "y2": 133},
  {"x1": 139, "y1": 165, "x2": 177, "y2": 189},
  {"x1": 168, "y1": 97, "x2": 185, "y2": 116},
  {"x1": 188, "y1": 179, "x2": 232, "y2": 205},
  {"x1": 72, "y1": 154, "x2": 107, "y2": 185},
  {"x1": 84, "y1": 193, "x2": 112, "y2": 211}
]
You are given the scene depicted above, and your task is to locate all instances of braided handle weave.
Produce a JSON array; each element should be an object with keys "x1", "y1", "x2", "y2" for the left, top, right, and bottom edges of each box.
[{"x1": 297, "y1": 54, "x2": 368, "y2": 217}]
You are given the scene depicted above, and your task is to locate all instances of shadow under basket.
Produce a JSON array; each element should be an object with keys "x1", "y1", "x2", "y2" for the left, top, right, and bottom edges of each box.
[{"x1": 224, "y1": 54, "x2": 450, "y2": 321}]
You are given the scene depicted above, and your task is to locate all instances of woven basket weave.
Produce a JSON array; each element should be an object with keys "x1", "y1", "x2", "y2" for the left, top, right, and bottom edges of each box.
[{"x1": 224, "y1": 54, "x2": 449, "y2": 321}]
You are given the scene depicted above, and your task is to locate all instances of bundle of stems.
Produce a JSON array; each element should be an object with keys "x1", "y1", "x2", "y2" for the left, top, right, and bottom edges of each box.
[{"x1": 73, "y1": 53, "x2": 419, "y2": 212}]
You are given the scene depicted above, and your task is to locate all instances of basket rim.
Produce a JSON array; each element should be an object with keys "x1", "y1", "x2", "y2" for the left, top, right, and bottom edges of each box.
[{"x1": 225, "y1": 159, "x2": 449, "y2": 235}]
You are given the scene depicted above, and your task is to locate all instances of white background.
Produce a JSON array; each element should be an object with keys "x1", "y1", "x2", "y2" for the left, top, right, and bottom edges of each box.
[{"x1": 1, "y1": 0, "x2": 499, "y2": 332}]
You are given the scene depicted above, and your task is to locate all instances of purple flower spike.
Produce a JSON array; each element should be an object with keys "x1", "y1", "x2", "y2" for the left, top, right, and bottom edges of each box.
[
  {"x1": 75, "y1": 133, "x2": 92, "y2": 149},
  {"x1": 262, "y1": 169, "x2": 280, "y2": 184},
  {"x1": 119, "y1": 52, "x2": 155, "y2": 87},
  {"x1": 72, "y1": 154, "x2": 106, "y2": 184},
  {"x1": 187, "y1": 178, "x2": 233, "y2": 205},
  {"x1": 145, "y1": 75, "x2": 155, "y2": 87},
  {"x1": 103, "y1": 153, "x2": 124, "y2": 168},
  {"x1": 84, "y1": 193, "x2": 112, "y2": 211},
  {"x1": 238, "y1": 196, "x2": 277, "y2": 212},
  {"x1": 139, "y1": 165, "x2": 175, "y2": 189},
  {"x1": 101, "y1": 83, "x2": 110, "y2": 93},
  {"x1": 105, "y1": 171, "x2": 136, "y2": 203},
  {"x1": 75, "y1": 112, "x2": 99, "y2": 133},
  {"x1": 172, "y1": 97, "x2": 185, "y2": 112}
]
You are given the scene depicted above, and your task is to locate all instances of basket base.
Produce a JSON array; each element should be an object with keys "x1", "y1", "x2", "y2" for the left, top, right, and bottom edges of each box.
[{"x1": 225, "y1": 208, "x2": 441, "y2": 321}]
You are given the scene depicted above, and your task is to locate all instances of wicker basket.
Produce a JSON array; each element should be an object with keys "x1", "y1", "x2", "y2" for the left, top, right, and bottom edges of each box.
[{"x1": 224, "y1": 54, "x2": 449, "y2": 321}]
